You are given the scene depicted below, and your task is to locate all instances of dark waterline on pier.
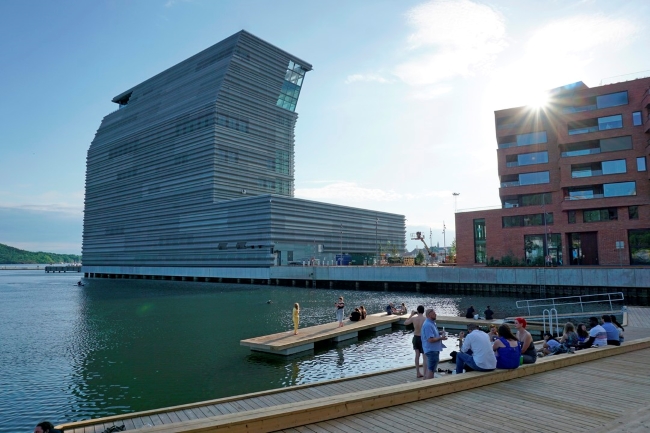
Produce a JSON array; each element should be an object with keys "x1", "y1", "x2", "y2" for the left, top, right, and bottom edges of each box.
[{"x1": 0, "y1": 270, "x2": 618, "y2": 432}]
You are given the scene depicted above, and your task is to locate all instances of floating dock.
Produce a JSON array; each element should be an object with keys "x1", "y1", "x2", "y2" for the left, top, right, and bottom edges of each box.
[{"x1": 240, "y1": 312, "x2": 403, "y2": 355}]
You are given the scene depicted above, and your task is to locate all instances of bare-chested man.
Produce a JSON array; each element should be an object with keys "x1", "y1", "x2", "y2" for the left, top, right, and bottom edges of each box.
[{"x1": 404, "y1": 305, "x2": 427, "y2": 378}]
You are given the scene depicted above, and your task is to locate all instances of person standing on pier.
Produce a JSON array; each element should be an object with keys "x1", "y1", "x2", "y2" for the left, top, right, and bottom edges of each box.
[
  {"x1": 404, "y1": 305, "x2": 427, "y2": 378},
  {"x1": 335, "y1": 297, "x2": 345, "y2": 327},
  {"x1": 292, "y1": 303, "x2": 300, "y2": 335},
  {"x1": 421, "y1": 308, "x2": 447, "y2": 379}
]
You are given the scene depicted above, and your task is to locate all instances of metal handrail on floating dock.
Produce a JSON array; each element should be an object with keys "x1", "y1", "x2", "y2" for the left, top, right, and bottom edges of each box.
[{"x1": 516, "y1": 292, "x2": 625, "y2": 316}]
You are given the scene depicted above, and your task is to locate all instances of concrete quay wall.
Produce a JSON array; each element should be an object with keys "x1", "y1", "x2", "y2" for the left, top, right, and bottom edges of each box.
[
  {"x1": 271, "y1": 266, "x2": 650, "y2": 287},
  {"x1": 83, "y1": 265, "x2": 650, "y2": 304}
]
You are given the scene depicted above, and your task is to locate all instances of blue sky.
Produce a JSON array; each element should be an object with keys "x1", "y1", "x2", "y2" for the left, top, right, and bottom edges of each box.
[{"x1": 0, "y1": 0, "x2": 648, "y2": 254}]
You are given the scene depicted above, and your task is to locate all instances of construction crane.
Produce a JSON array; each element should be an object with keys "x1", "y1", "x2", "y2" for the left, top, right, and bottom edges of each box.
[{"x1": 411, "y1": 231, "x2": 436, "y2": 259}]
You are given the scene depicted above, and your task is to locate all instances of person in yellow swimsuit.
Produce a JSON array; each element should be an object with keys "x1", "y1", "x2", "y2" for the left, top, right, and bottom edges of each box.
[{"x1": 292, "y1": 303, "x2": 300, "y2": 335}]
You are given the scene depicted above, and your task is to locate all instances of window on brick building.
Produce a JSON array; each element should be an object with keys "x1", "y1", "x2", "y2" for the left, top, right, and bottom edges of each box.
[
  {"x1": 637, "y1": 157, "x2": 647, "y2": 172},
  {"x1": 473, "y1": 219, "x2": 486, "y2": 264},
  {"x1": 568, "y1": 211, "x2": 576, "y2": 224},
  {"x1": 583, "y1": 208, "x2": 618, "y2": 222},
  {"x1": 629, "y1": 206, "x2": 639, "y2": 220},
  {"x1": 629, "y1": 229, "x2": 650, "y2": 265},
  {"x1": 632, "y1": 111, "x2": 642, "y2": 126}
]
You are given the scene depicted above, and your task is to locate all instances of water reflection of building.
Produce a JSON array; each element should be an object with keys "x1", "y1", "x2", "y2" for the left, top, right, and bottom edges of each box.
[
  {"x1": 456, "y1": 77, "x2": 650, "y2": 266},
  {"x1": 82, "y1": 31, "x2": 404, "y2": 277}
]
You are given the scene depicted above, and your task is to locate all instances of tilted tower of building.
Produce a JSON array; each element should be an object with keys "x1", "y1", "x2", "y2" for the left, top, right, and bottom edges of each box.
[{"x1": 83, "y1": 31, "x2": 405, "y2": 275}]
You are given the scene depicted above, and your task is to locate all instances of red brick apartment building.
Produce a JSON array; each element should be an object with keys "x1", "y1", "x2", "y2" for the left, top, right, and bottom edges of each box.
[{"x1": 456, "y1": 77, "x2": 650, "y2": 267}]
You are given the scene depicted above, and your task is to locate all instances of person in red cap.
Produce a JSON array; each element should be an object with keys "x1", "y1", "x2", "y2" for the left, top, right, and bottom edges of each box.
[{"x1": 514, "y1": 317, "x2": 537, "y2": 364}]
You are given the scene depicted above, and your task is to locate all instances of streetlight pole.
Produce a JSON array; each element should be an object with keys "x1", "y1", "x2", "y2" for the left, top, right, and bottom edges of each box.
[
  {"x1": 453, "y1": 192, "x2": 460, "y2": 213},
  {"x1": 442, "y1": 221, "x2": 446, "y2": 263}
]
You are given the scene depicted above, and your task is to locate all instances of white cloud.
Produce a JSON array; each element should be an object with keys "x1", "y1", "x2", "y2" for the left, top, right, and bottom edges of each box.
[
  {"x1": 485, "y1": 13, "x2": 639, "y2": 109},
  {"x1": 0, "y1": 203, "x2": 82, "y2": 217},
  {"x1": 527, "y1": 14, "x2": 637, "y2": 59},
  {"x1": 394, "y1": 0, "x2": 506, "y2": 87},
  {"x1": 345, "y1": 74, "x2": 391, "y2": 84}
]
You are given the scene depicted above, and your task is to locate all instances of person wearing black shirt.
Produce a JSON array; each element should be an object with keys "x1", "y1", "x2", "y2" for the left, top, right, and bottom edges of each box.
[
  {"x1": 350, "y1": 308, "x2": 361, "y2": 321},
  {"x1": 465, "y1": 305, "x2": 475, "y2": 319},
  {"x1": 484, "y1": 306, "x2": 494, "y2": 320}
]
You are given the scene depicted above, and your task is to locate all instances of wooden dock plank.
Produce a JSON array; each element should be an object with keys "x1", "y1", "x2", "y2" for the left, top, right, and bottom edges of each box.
[{"x1": 240, "y1": 312, "x2": 401, "y2": 353}]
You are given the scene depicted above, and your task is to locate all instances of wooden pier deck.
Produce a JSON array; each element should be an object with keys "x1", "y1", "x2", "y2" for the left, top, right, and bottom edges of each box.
[
  {"x1": 240, "y1": 312, "x2": 403, "y2": 355},
  {"x1": 58, "y1": 307, "x2": 650, "y2": 433}
]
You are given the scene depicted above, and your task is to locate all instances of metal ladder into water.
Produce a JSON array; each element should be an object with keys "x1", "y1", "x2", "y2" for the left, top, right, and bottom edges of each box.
[
  {"x1": 536, "y1": 267, "x2": 546, "y2": 297},
  {"x1": 542, "y1": 308, "x2": 559, "y2": 336}
]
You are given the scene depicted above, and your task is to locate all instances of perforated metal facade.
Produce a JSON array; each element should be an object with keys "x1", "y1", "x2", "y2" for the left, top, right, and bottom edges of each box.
[{"x1": 82, "y1": 31, "x2": 405, "y2": 271}]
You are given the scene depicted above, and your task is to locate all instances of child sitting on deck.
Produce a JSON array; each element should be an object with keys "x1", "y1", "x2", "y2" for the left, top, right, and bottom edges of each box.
[{"x1": 541, "y1": 332, "x2": 561, "y2": 356}]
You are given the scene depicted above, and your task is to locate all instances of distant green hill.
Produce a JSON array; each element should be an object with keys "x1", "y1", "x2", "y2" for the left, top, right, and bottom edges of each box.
[{"x1": 0, "y1": 243, "x2": 81, "y2": 264}]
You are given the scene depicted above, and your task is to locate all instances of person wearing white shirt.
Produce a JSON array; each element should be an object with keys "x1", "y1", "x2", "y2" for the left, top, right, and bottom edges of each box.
[{"x1": 456, "y1": 323, "x2": 497, "y2": 374}]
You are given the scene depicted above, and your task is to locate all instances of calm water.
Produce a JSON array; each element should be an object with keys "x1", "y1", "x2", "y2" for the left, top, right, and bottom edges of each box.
[{"x1": 0, "y1": 270, "x2": 570, "y2": 431}]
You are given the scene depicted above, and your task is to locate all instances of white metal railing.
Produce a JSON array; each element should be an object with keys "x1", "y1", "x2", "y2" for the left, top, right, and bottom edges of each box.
[{"x1": 516, "y1": 292, "x2": 625, "y2": 316}]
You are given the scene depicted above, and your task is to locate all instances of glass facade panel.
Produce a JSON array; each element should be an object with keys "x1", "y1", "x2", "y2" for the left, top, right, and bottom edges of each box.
[
  {"x1": 599, "y1": 136, "x2": 632, "y2": 152},
  {"x1": 502, "y1": 216, "x2": 521, "y2": 227},
  {"x1": 524, "y1": 235, "x2": 544, "y2": 265},
  {"x1": 502, "y1": 213, "x2": 550, "y2": 228},
  {"x1": 519, "y1": 171, "x2": 549, "y2": 185},
  {"x1": 632, "y1": 111, "x2": 642, "y2": 126},
  {"x1": 516, "y1": 131, "x2": 547, "y2": 146},
  {"x1": 276, "y1": 60, "x2": 307, "y2": 112},
  {"x1": 568, "y1": 187, "x2": 600, "y2": 200},
  {"x1": 596, "y1": 91, "x2": 628, "y2": 109},
  {"x1": 603, "y1": 181, "x2": 636, "y2": 197},
  {"x1": 568, "y1": 211, "x2": 576, "y2": 224},
  {"x1": 637, "y1": 157, "x2": 647, "y2": 171},
  {"x1": 524, "y1": 234, "x2": 562, "y2": 266},
  {"x1": 583, "y1": 208, "x2": 617, "y2": 222},
  {"x1": 520, "y1": 192, "x2": 551, "y2": 207},
  {"x1": 629, "y1": 229, "x2": 650, "y2": 265},
  {"x1": 601, "y1": 159, "x2": 626, "y2": 175},
  {"x1": 518, "y1": 151, "x2": 548, "y2": 166},
  {"x1": 568, "y1": 125, "x2": 598, "y2": 135},
  {"x1": 571, "y1": 163, "x2": 597, "y2": 178},
  {"x1": 598, "y1": 115, "x2": 623, "y2": 131},
  {"x1": 502, "y1": 197, "x2": 519, "y2": 208},
  {"x1": 473, "y1": 219, "x2": 486, "y2": 264}
]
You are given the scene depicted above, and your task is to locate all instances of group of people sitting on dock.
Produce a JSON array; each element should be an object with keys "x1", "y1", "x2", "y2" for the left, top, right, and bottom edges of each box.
[
  {"x1": 349, "y1": 305, "x2": 367, "y2": 322},
  {"x1": 539, "y1": 314, "x2": 624, "y2": 356},
  {"x1": 454, "y1": 313, "x2": 625, "y2": 375},
  {"x1": 386, "y1": 302, "x2": 408, "y2": 315}
]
